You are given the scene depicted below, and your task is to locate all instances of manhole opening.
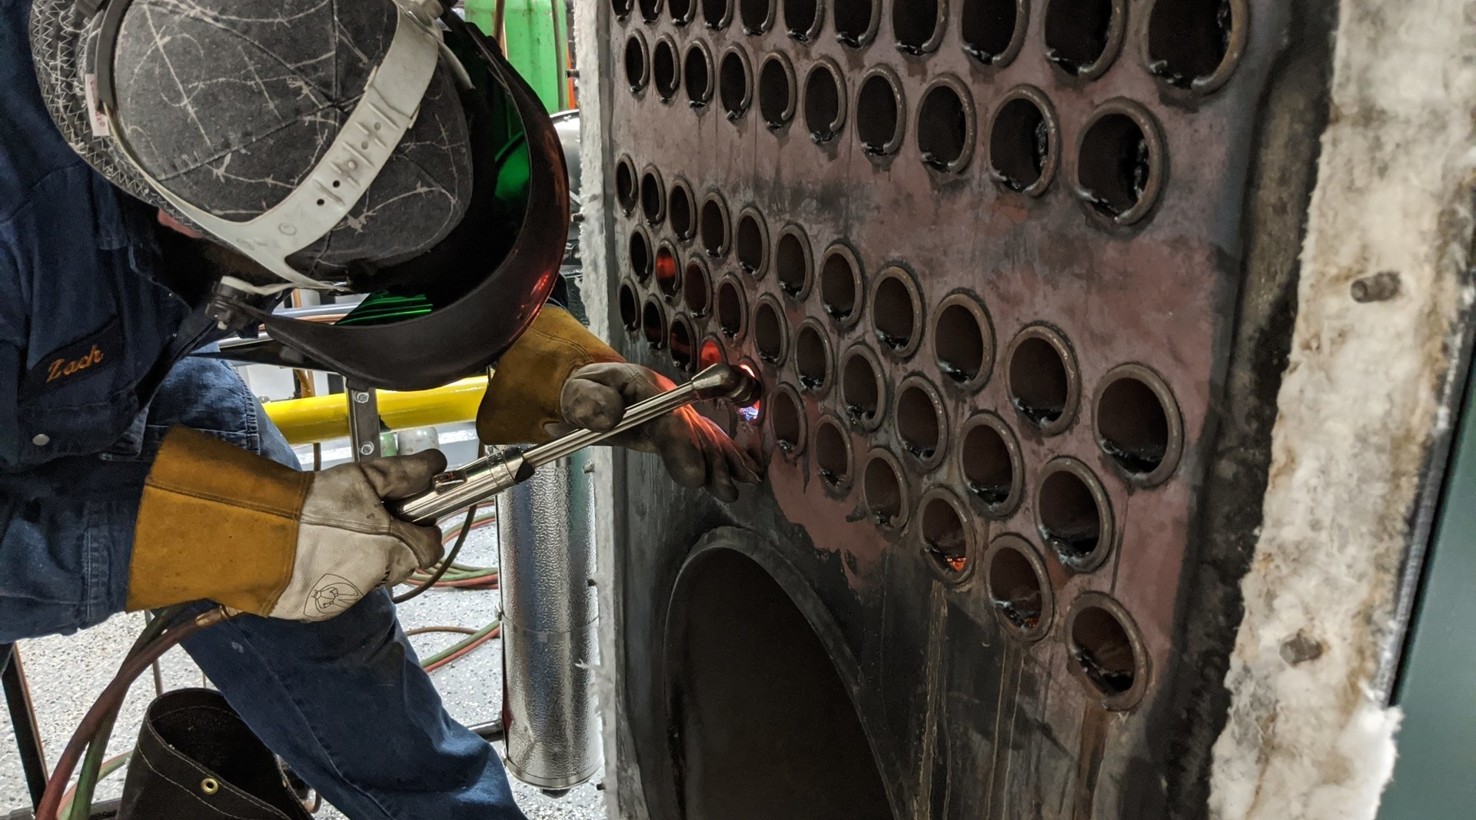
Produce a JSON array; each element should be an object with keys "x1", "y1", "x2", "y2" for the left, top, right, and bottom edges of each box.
[
  {"x1": 795, "y1": 324, "x2": 831, "y2": 392},
  {"x1": 815, "y1": 419, "x2": 851, "y2": 487},
  {"x1": 740, "y1": 0, "x2": 774, "y2": 33},
  {"x1": 820, "y1": 248, "x2": 861, "y2": 323},
  {"x1": 671, "y1": 316, "x2": 696, "y2": 369},
  {"x1": 624, "y1": 35, "x2": 649, "y2": 91},
  {"x1": 1148, "y1": 0, "x2": 1237, "y2": 89},
  {"x1": 643, "y1": 299, "x2": 668, "y2": 349},
  {"x1": 654, "y1": 38, "x2": 681, "y2": 100},
  {"x1": 834, "y1": 0, "x2": 876, "y2": 46},
  {"x1": 655, "y1": 245, "x2": 681, "y2": 299},
  {"x1": 685, "y1": 44, "x2": 714, "y2": 106},
  {"x1": 640, "y1": 169, "x2": 665, "y2": 224},
  {"x1": 759, "y1": 57, "x2": 796, "y2": 128},
  {"x1": 700, "y1": 196, "x2": 730, "y2": 255},
  {"x1": 1008, "y1": 335, "x2": 1070, "y2": 427},
  {"x1": 1045, "y1": 0, "x2": 1118, "y2": 75},
  {"x1": 989, "y1": 545, "x2": 1045, "y2": 633},
  {"x1": 872, "y1": 272, "x2": 918, "y2": 353},
  {"x1": 619, "y1": 281, "x2": 640, "y2": 331},
  {"x1": 961, "y1": 0, "x2": 1021, "y2": 64},
  {"x1": 669, "y1": 183, "x2": 696, "y2": 240},
  {"x1": 1078, "y1": 112, "x2": 1153, "y2": 218},
  {"x1": 934, "y1": 301, "x2": 988, "y2": 385},
  {"x1": 841, "y1": 350, "x2": 882, "y2": 426},
  {"x1": 917, "y1": 83, "x2": 970, "y2": 171},
  {"x1": 991, "y1": 97, "x2": 1051, "y2": 191},
  {"x1": 630, "y1": 229, "x2": 654, "y2": 281},
  {"x1": 615, "y1": 156, "x2": 639, "y2": 212},
  {"x1": 1038, "y1": 467, "x2": 1105, "y2": 567},
  {"x1": 962, "y1": 419, "x2": 1017, "y2": 511},
  {"x1": 804, "y1": 63, "x2": 844, "y2": 143},
  {"x1": 1071, "y1": 604, "x2": 1138, "y2": 697},
  {"x1": 1097, "y1": 374, "x2": 1172, "y2": 476},
  {"x1": 922, "y1": 493, "x2": 969, "y2": 574},
  {"x1": 896, "y1": 382, "x2": 943, "y2": 463},
  {"x1": 754, "y1": 299, "x2": 787, "y2": 364},
  {"x1": 771, "y1": 387, "x2": 805, "y2": 453},
  {"x1": 862, "y1": 453, "x2": 905, "y2": 526},
  {"x1": 775, "y1": 230, "x2": 812, "y2": 297},
  {"x1": 783, "y1": 0, "x2": 821, "y2": 40},
  {"x1": 720, "y1": 50, "x2": 751, "y2": 117},
  {"x1": 683, "y1": 260, "x2": 713, "y2": 315},
  {"x1": 716, "y1": 279, "x2": 746, "y2": 338},
  {"x1": 893, "y1": 0, "x2": 942, "y2": 54},
  {"x1": 856, "y1": 73, "x2": 901, "y2": 155},
  {"x1": 736, "y1": 211, "x2": 767, "y2": 275}
]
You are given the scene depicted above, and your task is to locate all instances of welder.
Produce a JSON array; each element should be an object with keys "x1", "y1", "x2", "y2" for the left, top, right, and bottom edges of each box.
[{"x1": 1, "y1": 0, "x2": 758, "y2": 816}]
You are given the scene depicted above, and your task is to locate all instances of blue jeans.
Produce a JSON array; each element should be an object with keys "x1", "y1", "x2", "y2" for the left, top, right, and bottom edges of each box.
[{"x1": 0, "y1": 355, "x2": 525, "y2": 819}]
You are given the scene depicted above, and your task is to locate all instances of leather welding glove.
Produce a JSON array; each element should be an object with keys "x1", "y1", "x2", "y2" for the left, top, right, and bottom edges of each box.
[
  {"x1": 478, "y1": 306, "x2": 762, "y2": 501},
  {"x1": 127, "y1": 427, "x2": 446, "y2": 621}
]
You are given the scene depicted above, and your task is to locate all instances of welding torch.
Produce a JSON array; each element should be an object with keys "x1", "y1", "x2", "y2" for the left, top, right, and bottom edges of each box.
[{"x1": 391, "y1": 361, "x2": 763, "y2": 525}]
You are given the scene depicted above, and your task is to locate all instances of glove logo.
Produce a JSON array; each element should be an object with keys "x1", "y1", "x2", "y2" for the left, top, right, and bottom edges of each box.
[{"x1": 305, "y1": 574, "x2": 364, "y2": 619}]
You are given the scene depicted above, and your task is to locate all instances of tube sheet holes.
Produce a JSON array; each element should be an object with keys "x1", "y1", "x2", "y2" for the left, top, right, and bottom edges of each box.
[
  {"x1": 615, "y1": 156, "x2": 639, "y2": 213},
  {"x1": 814, "y1": 416, "x2": 853, "y2": 491},
  {"x1": 856, "y1": 70, "x2": 904, "y2": 156},
  {"x1": 783, "y1": 0, "x2": 822, "y2": 40},
  {"x1": 895, "y1": 377, "x2": 947, "y2": 469},
  {"x1": 643, "y1": 298, "x2": 669, "y2": 350},
  {"x1": 619, "y1": 280, "x2": 640, "y2": 332},
  {"x1": 960, "y1": 413, "x2": 1023, "y2": 517},
  {"x1": 989, "y1": 90, "x2": 1057, "y2": 195},
  {"x1": 736, "y1": 209, "x2": 768, "y2": 276},
  {"x1": 986, "y1": 536, "x2": 1052, "y2": 640},
  {"x1": 1006, "y1": 326, "x2": 1078, "y2": 435},
  {"x1": 716, "y1": 276, "x2": 747, "y2": 340},
  {"x1": 624, "y1": 33, "x2": 650, "y2": 93},
  {"x1": 703, "y1": 0, "x2": 734, "y2": 28},
  {"x1": 804, "y1": 61, "x2": 846, "y2": 143},
  {"x1": 933, "y1": 293, "x2": 994, "y2": 390},
  {"x1": 653, "y1": 37, "x2": 680, "y2": 101},
  {"x1": 685, "y1": 42, "x2": 715, "y2": 107},
  {"x1": 770, "y1": 384, "x2": 806, "y2": 455},
  {"x1": 670, "y1": 315, "x2": 697, "y2": 369},
  {"x1": 640, "y1": 167, "x2": 665, "y2": 224},
  {"x1": 759, "y1": 55, "x2": 798, "y2": 129},
  {"x1": 670, "y1": 0, "x2": 696, "y2": 25},
  {"x1": 820, "y1": 243, "x2": 864, "y2": 327},
  {"x1": 1036, "y1": 459, "x2": 1113, "y2": 572},
  {"x1": 1147, "y1": 0, "x2": 1246, "y2": 93},
  {"x1": 1044, "y1": 0, "x2": 1125, "y2": 78},
  {"x1": 639, "y1": 0, "x2": 664, "y2": 22},
  {"x1": 841, "y1": 346, "x2": 885, "y2": 430},
  {"x1": 775, "y1": 226, "x2": 813, "y2": 299},
  {"x1": 794, "y1": 320, "x2": 833, "y2": 395},
  {"x1": 655, "y1": 243, "x2": 681, "y2": 300},
  {"x1": 833, "y1": 0, "x2": 878, "y2": 46},
  {"x1": 669, "y1": 180, "x2": 696, "y2": 240},
  {"x1": 921, "y1": 489, "x2": 972, "y2": 579},
  {"x1": 871, "y1": 267, "x2": 923, "y2": 358},
  {"x1": 740, "y1": 0, "x2": 775, "y2": 34},
  {"x1": 1094, "y1": 364, "x2": 1183, "y2": 486},
  {"x1": 1076, "y1": 103, "x2": 1165, "y2": 224},
  {"x1": 629, "y1": 227, "x2": 654, "y2": 281},
  {"x1": 862, "y1": 450, "x2": 909, "y2": 529},
  {"x1": 753, "y1": 296, "x2": 788, "y2": 365},
  {"x1": 720, "y1": 48, "x2": 753, "y2": 118},
  {"x1": 1067, "y1": 595, "x2": 1147, "y2": 709},
  {"x1": 614, "y1": 0, "x2": 635, "y2": 20},
  {"x1": 962, "y1": 0, "x2": 1027, "y2": 66},
  {"x1": 916, "y1": 79, "x2": 974, "y2": 172},
  {"x1": 700, "y1": 194, "x2": 731, "y2": 256},
  {"x1": 893, "y1": 0, "x2": 944, "y2": 54},
  {"x1": 683, "y1": 258, "x2": 713, "y2": 316}
]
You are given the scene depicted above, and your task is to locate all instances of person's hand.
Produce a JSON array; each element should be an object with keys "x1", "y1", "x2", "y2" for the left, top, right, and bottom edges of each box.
[
  {"x1": 127, "y1": 428, "x2": 446, "y2": 621},
  {"x1": 551, "y1": 362, "x2": 762, "y2": 501}
]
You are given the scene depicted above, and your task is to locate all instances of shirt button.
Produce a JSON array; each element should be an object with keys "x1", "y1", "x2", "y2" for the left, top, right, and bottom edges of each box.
[{"x1": 32, "y1": 434, "x2": 50, "y2": 447}]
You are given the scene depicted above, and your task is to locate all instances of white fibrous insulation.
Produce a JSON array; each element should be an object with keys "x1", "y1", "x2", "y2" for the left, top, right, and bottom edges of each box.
[{"x1": 1209, "y1": 1, "x2": 1476, "y2": 819}]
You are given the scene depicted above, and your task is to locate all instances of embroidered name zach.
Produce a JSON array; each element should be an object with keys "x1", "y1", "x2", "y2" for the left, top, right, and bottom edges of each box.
[{"x1": 48, "y1": 345, "x2": 104, "y2": 383}]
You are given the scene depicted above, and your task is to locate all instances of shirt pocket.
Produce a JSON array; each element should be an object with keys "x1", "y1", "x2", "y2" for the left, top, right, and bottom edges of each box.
[{"x1": 13, "y1": 318, "x2": 143, "y2": 464}]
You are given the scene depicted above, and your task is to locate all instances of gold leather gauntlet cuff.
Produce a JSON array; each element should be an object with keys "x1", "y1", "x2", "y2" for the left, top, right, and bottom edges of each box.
[
  {"x1": 477, "y1": 306, "x2": 624, "y2": 444},
  {"x1": 127, "y1": 427, "x2": 311, "y2": 615}
]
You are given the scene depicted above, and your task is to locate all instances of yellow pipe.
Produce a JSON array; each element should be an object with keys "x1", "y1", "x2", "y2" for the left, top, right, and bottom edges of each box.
[{"x1": 262, "y1": 376, "x2": 488, "y2": 445}]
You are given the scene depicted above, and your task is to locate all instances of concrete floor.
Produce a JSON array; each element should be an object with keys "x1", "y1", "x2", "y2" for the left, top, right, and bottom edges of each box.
[{"x1": 0, "y1": 517, "x2": 606, "y2": 819}]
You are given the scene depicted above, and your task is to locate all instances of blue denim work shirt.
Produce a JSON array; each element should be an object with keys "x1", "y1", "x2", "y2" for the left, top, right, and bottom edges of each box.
[{"x1": 1, "y1": 0, "x2": 217, "y2": 640}]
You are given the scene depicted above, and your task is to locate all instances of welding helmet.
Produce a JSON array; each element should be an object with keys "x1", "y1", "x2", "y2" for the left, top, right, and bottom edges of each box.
[{"x1": 30, "y1": 0, "x2": 567, "y2": 390}]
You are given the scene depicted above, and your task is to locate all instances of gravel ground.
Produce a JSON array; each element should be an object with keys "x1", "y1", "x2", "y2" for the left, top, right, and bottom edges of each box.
[{"x1": 0, "y1": 514, "x2": 607, "y2": 819}]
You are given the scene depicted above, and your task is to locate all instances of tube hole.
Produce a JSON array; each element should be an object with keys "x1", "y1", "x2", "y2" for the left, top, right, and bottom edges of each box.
[
  {"x1": 989, "y1": 93, "x2": 1055, "y2": 194},
  {"x1": 1006, "y1": 326, "x2": 1078, "y2": 435},
  {"x1": 624, "y1": 33, "x2": 650, "y2": 92},
  {"x1": 1044, "y1": 0, "x2": 1123, "y2": 77},
  {"x1": 703, "y1": 0, "x2": 734, "y2": 28},
  {"x1": 917, "y1": 80, "x2": 973, "y2": 172},
  {"x1": 814, "y1": 417, "x2": 852, "y2": 490},
  {"x1": 655, "y1": 243, "x2": 681, "y2": 300},
  {"x1": 833, "y1": 0, "x2": 878, "y2": 46},
  {"x1": 871, "y1": 267, "x2": 921, "y2": 358},
  {"x1": 960, "y1": 414, "x2": 1022, "y2": 516},
  {"x1": 862, "y1": 450, "x2": 909, "y2": 528},
  {"x1": 684, "y1": 42, "x2": 715, "y2": 107},
  {"x1": 961, "y1": 0, "x2": 1025, "y2": 65},
  {"x1": 619, "y1": 280, "x2": 641, "y2": 332},
  {"x1": 770, "y1": 385, "x2": 806, "y2": 454},
  {"x1": 615, "y1": 156, "x2": 639, "y2": 213},
  {"x1": 856, "y1": 71, "x2": 903, "y2": 156},
  {"x1": 716, "y1": 276, "x2": 747, "y2": 339},
  {"x1": 629, "y1": 227, "x2": 654, "y2": 281},
  {"x1": 683, "y1": 257, "x2": 713, "y2": 316},
  {"x1": 640, "y1": 0, "x2": 664, "y2": 22},
  {"x1": 614, "y1": 0, "x2": 635, "y2": 20},
  {"x1": 699, "y1": 336, "x2": 726, "y2": 370},
  {"x1": 1095, "y1": 365, "x2": 1182, "y2": 485},
  {"x1": 640, "y1": 168, "x2": 665, "y2": 224},
  {"x1": 774, "y1": 227, "x2": 813, "y2": 299},
  {"x1": 783, "y1": 0, "x2": 822, "y2": 40},
  {"x1": 643, "y1": 299, "x2": 669, "y2": 350},
  {"x1": 986, "y1": 537, "x2": 1051, "y2": 638},
  {"x1": 670, "y1": 0, "x2": 696, "y2": 24},
  {"x1": 670, "y1": 315, "x2": 697, "y2": 369},
  {"x1": 893, "y1": 0, "x2": 944, "y2": 54},
  {"x1": 1067, "y1": 596, "x2": 1145, "y2": 707},
  {"x1": 753, "y1": 296, "x2": 788, "y2": 365},
  {"x1": 895, "y1": 378, "x2": 946, "y2": 468},
  {"x1": 669, "y1": 180, "x2": 696, "y2": 240},
  {"x1": 921, "y1": 489, "x2": 972, "y2": 577},
  {"x1": 735, "y1": 208, "x2": 768, "y2": 276},
  {"x1": 719, "y1": 48, "x2": 753, "y2": 119},
  {"x1": 1037, "y1": 460, "x2": 1112, "y2": 571},
  {"x1": 840, "y1": 346, "x2": 885, "y2": 430},
  {"x1": 803, "y1": 61, "x2": 846, "y2": 143},
  {"x1": 1077, "y1": 105, "x2": 1163, "y2": 223},
  {"x1": 819, "y1": 243, "x2": 863, "y2": 327},
  {"x1": 758, "y1": 55, "x2": 797, "y2": 129},
  {"x1": 740, "y1": 0, "x2": 774, "y2": 33},
  {"x1": 1147, "y1": 0, "x2": 1242, "y2": 91},
  {"x1": 794, "y1": 321, "x2": 832, "y2": 394},
  {"x1": 699, "y1": 195, "x2": 731, "y2": 256},
  {"x1": 933, "y1": 293, "x2": 993, "y2": 389},
  {"x1": 653, "y1": 38, "x2": 681, "y2": 101}
]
